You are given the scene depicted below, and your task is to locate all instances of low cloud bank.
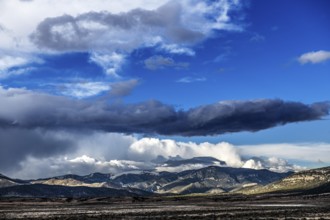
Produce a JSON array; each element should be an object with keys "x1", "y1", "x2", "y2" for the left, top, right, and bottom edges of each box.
[{"x1": 2, "y1": 133, "x2": 320, "y2": 179}]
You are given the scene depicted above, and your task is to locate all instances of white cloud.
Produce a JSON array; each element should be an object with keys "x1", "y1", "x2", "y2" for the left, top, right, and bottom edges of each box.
[
  {"x1": 60, "y1": 82, "x2": 110, "y2": 99},
  {"x1": 0, "y1": 55, "x2": 29, "y2": 70},
  {"x1": 0, "y1": 67, "x2": 37, "y2": 79},
  {"x1": 266, "y1": 157, "x2": 304, "y2": 173},
  {"x1": 0, "y1": 53, "x2": 42, "y2": 78},
  {"x1": 243, "y1": 159, "x2": 264, "y2": 170},
  {"x1": 69, "y1": 155, "x2": 96, "y2": 164},
  {"x1": 298, "y1": 50, "x2": 330, "y2": 64},
  {"x1": 68, "y1": 155, "x2": 151, "y2": 172},
  {"x1": 176, "y1": 76, "x2": 206, "y2": 83},
  {"x1": 159, "y1": 44, "x2": 196, "y2": 56},
  {"x1": 89, "y1": 52, "x2": 125, "y2": 77}
]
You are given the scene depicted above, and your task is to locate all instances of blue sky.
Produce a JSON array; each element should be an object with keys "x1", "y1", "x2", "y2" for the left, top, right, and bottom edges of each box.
[{"x1": 0, "y1": 0, "x2": 329, "y2": 178}]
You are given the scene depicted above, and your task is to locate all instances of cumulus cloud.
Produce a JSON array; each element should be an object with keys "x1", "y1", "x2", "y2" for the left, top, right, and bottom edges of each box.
[
  {"x1": 128, "y1": 138, "x2": 306, "y2": 173},
  {"x1": 298, "y1": 50, "x2": 330, "y2": 64},
  {"x1": 144, "y1": 55, "x2": 189, "y2": 70},
  {"x1": 0, "y1": 87, "x2": 328, "y2": 136},
  {"x1": 128, "y1": 138, "x2": 243, "y2": 167}
]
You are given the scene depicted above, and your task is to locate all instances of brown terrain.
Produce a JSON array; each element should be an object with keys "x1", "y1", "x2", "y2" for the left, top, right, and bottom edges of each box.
[{"x1": 1, "y1": 193, "x2": 330, "y2": 219}]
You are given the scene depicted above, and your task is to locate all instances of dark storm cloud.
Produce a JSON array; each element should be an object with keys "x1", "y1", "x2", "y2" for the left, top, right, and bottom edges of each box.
[
  {"x1": 0, "y1": 128, "x2": 75, "y2": 171},
  {"x1": 0, "y1": 87, "x2": 329, "y2": 136},
  {"x1": 30, "y1": 1, "x2": 204, "y2": 52},
  {"x1": 175, "y1": 100, "x2": 329, "y2": 136}
]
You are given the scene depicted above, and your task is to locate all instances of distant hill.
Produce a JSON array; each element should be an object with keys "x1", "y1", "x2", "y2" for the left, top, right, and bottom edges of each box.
[
  {"x1": 32, "y1": 172, "x2": 120, "y2": 188},
  {"x1": 238, "y1": 166, "x2": 330, "y2": 195},
  {"x1": 0, "y1": 173, "x2": 27, "y2": 188},
  {"x1": 0, "y1": 184, "x2": 147, "y2": 198}
]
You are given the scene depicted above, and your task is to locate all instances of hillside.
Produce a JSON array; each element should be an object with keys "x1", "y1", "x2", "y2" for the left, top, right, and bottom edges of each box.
[{"x1": 238, "y1": 166, "x2": 330, "y2": 194}]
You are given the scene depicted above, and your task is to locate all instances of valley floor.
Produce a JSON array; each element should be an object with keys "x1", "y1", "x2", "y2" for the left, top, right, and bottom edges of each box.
[{"x1": 0, "y1": 193, "x2": 330, "y2": 219}]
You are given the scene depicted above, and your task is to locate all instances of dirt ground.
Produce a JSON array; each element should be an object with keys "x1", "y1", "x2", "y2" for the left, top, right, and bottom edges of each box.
[{"x1": 1, "y1": 193, "x2": 330, "y2": 219}]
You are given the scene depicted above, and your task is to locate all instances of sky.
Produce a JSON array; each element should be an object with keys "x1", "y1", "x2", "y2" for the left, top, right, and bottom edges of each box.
[{"x1": 0, "y1": 0, "x2": 330, "y2": 179}]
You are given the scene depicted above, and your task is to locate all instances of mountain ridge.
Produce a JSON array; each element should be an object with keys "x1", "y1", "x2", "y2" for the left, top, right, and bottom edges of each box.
[{"x1": 1, "y1": 163, "x2": 329, "y2": 198}]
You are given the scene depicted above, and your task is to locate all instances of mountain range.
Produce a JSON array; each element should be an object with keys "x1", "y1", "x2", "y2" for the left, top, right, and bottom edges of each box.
[{"x1": 0, "y1": 157, "x2": 329, "y2": 198}]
